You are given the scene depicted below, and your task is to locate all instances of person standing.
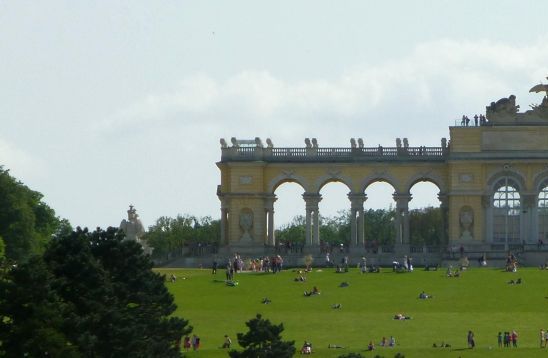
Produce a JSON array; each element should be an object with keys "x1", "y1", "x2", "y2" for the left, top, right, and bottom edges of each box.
[
  {"x1": 512, "y1": 330, "x2": 518, "y2": 348},
  {"x1": 467, "y1": 330, "x2": 475, "y2": 349},
  {"x1": 497, "y1": 332, "x2": 503, "y2": 348},
  {"x1": 222, "y1": 335, "x2": 232, "y2": 348},
  {"x1": 540, "y1": 329, "x2": 545, "y2": 348}
]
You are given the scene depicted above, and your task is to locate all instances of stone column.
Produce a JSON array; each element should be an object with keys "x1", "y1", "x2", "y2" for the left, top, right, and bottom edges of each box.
[
  {"x1": 522, "y1": 194, "x2": 537, "y2": 243},
  {"x1": 348, "y1": 193, "x2": 367, "y2": 247},
  {"x1": 438, "y1": 193, "x2": 449, "y2": 244},
  {"x1": 482, "y1": 194, "x2": 493, "y2": 244},
  {"x1": 264, "y1": 195, "x2": 277, "y2": 246},
  {"x1": 220, "y1": 208, "x2": 229, "y2": 245},
  {"x1": 303, "y1": 193, "x2": 322, "y2": 247},
  {"x1": 393, "y1": 193, "x2": 412, "y2": 244},
  {"x1": 305, "y1": 208, "x2": 312, "y2": 245}
]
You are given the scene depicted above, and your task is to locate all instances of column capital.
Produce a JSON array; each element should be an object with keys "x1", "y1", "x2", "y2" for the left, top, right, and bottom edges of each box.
[
  {"x1": 263, "y1": 194, "x2": 277, "y2": 209},
  {"x1": 303, "y1": 193, "x2": 322, "y2": 208},
  {"x1": 437, "y1": 193, "x2": 449, "y2": 208},
  {"x1": 393, "y1": 193, "x2": 412, "y2": 210},
  {"x1": 348, "y1": 193, "x2": 367, "y2": 209}
]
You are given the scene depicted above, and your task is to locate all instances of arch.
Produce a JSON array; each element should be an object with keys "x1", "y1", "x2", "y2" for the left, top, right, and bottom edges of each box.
[
  {"x1": 486, "y1": 169, "x2": 526, "y2": 194},
  {"x1": 533, "y1": 168, "x2": 548, "y2": 193},
  {"x1": 404, "y1": 171, "x2": 446, "y2": 194},
  {"x1": 314, "y1": 174, "x2": 353, "y2": 193},
  {"x1": 361, "y1": 173, "x2": 400, "y2": 193},
  {"x1": 268, "y1": 173, "x2": 309, "y2": 194}
]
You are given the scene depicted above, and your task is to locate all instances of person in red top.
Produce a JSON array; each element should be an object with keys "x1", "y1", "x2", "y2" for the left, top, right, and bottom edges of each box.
[{"x1": 511, "y1": 331, "x2": 518, "y2": 347}]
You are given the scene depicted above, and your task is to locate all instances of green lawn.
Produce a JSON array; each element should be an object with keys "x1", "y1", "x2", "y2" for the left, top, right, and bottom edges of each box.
[{"x1": 158, "y1": 266, "x2": 548, "y2": 357}]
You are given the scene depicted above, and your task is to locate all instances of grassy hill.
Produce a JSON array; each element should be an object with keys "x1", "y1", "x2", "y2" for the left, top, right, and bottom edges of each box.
[{"x1": 159, "y1": 266, "x2": 548, "y2": 357}]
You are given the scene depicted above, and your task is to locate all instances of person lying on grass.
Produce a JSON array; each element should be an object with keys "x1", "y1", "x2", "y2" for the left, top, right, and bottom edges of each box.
[
  {"x1": 394, "y1": 313, "x2": 412, "y2": 320},
  {"x1": 304, "y1": 286, "x2": 320, "y2": 296}
]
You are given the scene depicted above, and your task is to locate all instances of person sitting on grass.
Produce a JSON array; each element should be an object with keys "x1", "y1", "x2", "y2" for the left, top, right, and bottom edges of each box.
[
  {"x1": 368, "y1": 341, "x2": 375, "y2": 350},
  {"x1": 331, "y1": 303, "x2": 342, "y2": 309},
  {"x1": 300, "y1": 341, "x2": 312, "y2": 354},
  {"x1": 419, "y1": 291, "x2": 433, "y2": 299},
  {"x1": 339, "y1": 281, "x2": 349, "y2": 288},
  {"x1": 261, "y1": 297, "x2": 271, "y2": 304},
  {"x1": 226, "y1": 280, "x2": 238, "y2": 286},
  {"x1": 389, "y1": 336, "x2": 396, "y2": 347},
  {"x1": 294, "y1": 275, "x2": 306, "y2": 282},
  {"x1": 379, "y1": 337, "x2": 387, "y2": 347}
]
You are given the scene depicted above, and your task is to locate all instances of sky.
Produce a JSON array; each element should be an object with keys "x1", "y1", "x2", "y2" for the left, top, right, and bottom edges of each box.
[{"x1": 1, "y1": 1, "x2": 548, "y2": 229}]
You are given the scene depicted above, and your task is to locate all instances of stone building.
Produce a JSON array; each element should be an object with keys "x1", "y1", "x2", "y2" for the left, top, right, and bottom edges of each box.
[{"x1": 217, "y1": 80, "x2": 548, "y2": 257}]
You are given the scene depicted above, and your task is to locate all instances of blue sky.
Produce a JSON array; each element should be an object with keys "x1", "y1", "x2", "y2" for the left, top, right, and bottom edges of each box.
[{"x1": 1, "y1": 1, "x2": 548, "y2": 228}]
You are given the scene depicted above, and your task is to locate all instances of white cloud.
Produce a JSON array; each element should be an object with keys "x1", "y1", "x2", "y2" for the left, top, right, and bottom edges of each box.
[{"x1": 98, "y1": 38, "x2": 548, "y2": 141}]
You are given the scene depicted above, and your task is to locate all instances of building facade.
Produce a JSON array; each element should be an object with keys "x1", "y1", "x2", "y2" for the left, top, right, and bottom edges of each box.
[{"x1": 217, "y1": 83, "x2": 548, "y2": 254}]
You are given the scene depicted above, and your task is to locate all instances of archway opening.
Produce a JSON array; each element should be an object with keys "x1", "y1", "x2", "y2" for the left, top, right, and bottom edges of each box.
[
  {"x1": 273, "y1": 181, "x2": 305, "y2": 252},
  {"x1": 364, "y1": 181, "x2": 396, "y2": 251},
  {"x1": 409, "y1": 181, "x2": 442, "y2": 246},
  {"x1": 319, "y1": 181, "x2": 351, "y2": 253}
]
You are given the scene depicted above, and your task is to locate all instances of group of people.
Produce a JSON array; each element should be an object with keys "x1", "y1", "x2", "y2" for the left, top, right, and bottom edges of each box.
[
  {"x1": 461, "y1": 114, "x2": 487, "y2": 127},
  {"x1": 393, "y1": 255, "x2": 413, "y2": 272},
  {"x1": 367, "y1": 336, "x2": 396, "y2": 350},
  {"x1": 180, "y1": 334, "x2": 201, "y2": 351},
  {"x1": 498, "y1": 331, "x2": 518, "y2": 348}
]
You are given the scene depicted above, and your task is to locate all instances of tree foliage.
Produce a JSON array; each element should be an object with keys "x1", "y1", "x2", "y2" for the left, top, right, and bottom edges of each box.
[
  {"x1": 229, "y1": 314, "x2": 295, "y2": 358},
  {"x1": 409, "y1": 207, "x2": 442, "y2": 245},
  {"x1": 0, "y1": 167, "x2": 63, "y2": 262},
  {"x1": 0, "y1": 227, "x2": 191, "y2": 357},
  {"x1": 277, "y1": 207, "x2": 443, "y2": 246},
  {"x1": 144, "y1": 214, "x2": 220, "y2": 260}
]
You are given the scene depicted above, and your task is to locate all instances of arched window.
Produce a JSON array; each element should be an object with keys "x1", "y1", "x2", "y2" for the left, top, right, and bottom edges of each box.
[
  {"x1": 492, "y1": 178, "x2": 521, "y2": 244},
  {"x1": 538, "y1": 180, "x2": 548, "y2": 243}
]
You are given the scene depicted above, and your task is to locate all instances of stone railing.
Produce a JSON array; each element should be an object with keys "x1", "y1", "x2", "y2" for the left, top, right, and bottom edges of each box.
[{"x1": 221, "y1": 146, "x2": 448, "y2": 162}]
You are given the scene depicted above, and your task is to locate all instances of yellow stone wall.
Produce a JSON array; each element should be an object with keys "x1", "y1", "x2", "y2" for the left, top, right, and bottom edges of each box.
[{"x1": 219, "y1": 125, "x2": 548, "y2": 246}]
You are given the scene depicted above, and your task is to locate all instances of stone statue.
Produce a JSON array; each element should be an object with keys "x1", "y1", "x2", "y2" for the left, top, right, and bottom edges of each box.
[
  {"x1": 305, "y1": 138, "x2": 312, "y2": 148},
  {"x1": 486, "y1": 95, "x2": 520, "y2": 121},
  {"x1": 239, "y1": 210, "x2": 253, "y2": 242},
  {"x1": 119, "y1": 205, "x2": 152, "y2": 254},
  {"x1": 441, "y1": 137, "x2": 447, "y2": 149},
  {"x1": 403, "y1": 138, "x2": 409, "y2": 148},
  {"x1": 230, "y1": 137, "x2": 239, "y2": 148},
  {"x1": 459, "y1": 207, "x2": 474, "y2": 240},
  {"x1": 220, "y1": 138, "x2": 228, "y2": 148},
  {"x1": 357, "y1": 138, "x2": 364, "y2": 148},
  {"x1": 350, "y1": 138, "x2": 357, "y2": 148},
  {"x1": 120, "y1": 205, "x2": 145, "y2": 241},
  {"x1": 396, "y1": 138, "x2": 402, "y2": 148},
  {"x1": 311, "y1": 138, "x2": 318, "y2": 148},
  {"x1": 266, "y1": 138, "x2": 274, "y2": 148}
]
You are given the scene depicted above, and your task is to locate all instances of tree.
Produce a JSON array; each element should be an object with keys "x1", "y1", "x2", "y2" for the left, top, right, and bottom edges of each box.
[
  {"x1": 409, "y1": 207, "x2": 442, "y2": 245},
  {"x1": 0, "y1": 167, "x2": 62, "y2": 262},
  {"x1": 229, "y1": 314, "x2": 295, "y2": 358},
  {"x1": 0, "y1": 227, "x2": 191, "y2": 357},
  {"x1": 0, "y1": 236, "x2": 5, "y2": 259}
]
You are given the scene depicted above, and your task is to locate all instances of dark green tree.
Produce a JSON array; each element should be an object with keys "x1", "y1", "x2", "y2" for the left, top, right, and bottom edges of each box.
[
  {"x1": 0, "y1": 167, "x2": 62, "y2": 262},
  {"x1": 229, "y1": 314, "x2": 295, "y2": 358},
  {"x1": 0, "y1": 226, "x2": 191, "y2": 357},
  {"x1": 0, "y1": 256, "x2": 79, "y2": 357}
]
